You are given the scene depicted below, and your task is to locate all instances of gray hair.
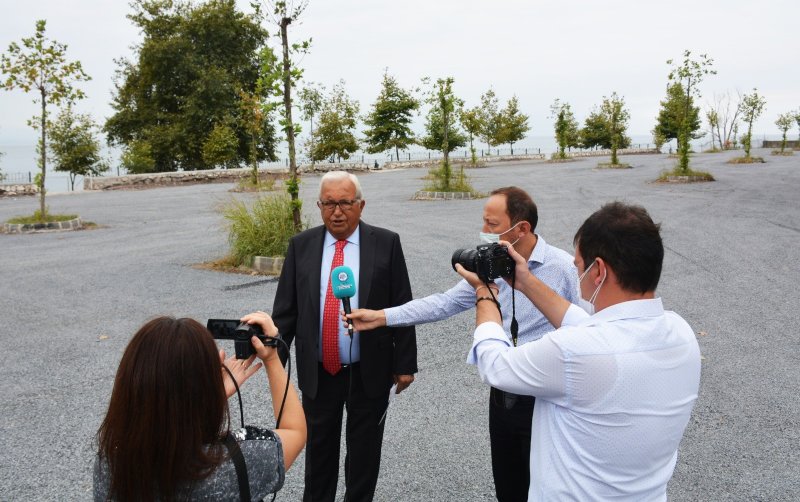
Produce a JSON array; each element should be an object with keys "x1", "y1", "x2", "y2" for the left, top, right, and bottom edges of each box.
[{"x1": 319, "y1": 171, "x2": 363, "y2": 199}]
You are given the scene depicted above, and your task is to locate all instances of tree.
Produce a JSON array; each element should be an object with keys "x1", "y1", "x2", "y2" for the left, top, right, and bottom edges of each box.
[
  {"x1": 297, "y1": 82, "x2": 324, "y2": 165},
  {"x1": 459, "y1": 106, "x2": 484, "y2": 166},
  {"x1": 121, "y1": 139, "x2": 156, "y2": 174},
  {"x1": 420, "y1": 77, "x2": 467, "y2": 191},
  {"x1": 738, "y1": 89, "x2": 766, "y2": 158},
  {"x1": 493, "y1": 96, "x2": 530, "y2": 155},
  {"x1": 794, "y1": 109, "x2": 800, "y2": 142},
  {"x1": 1, "y1": 19, "x2": 90, "y2": 218},
  {"x1": 705, "y1": 109, "x2": 719, "y2": 151},
  {"x1": 203, "y1": 121, "x2": 240, "y2": 170},
  {"x1": 581, "y1": 107, "x2": 631, "y2": 151},
  {"x1": 363, "y1": 71, "x2": 419, "y2": 161},
  {"x1": 48, "y1": 106, "x2": 109, "y2": 190},
  {"x1": 654, "y1": 83, "x2": 702, "y2": 148},
  {"x1": 310, "y1": 81, "x2": 359, "y2": 162},
  {"x1": 666, "y1": 50, "x2": 716, "y2": 173},
  {"x1": 105, "y1": 1, "x2": 275, "y2": 173},
  {"x1": 774, "y1": 112, "x2": 794, "y2": 154},
  {"x1": 478, "y1": 88, "x2": 500, "y2": 154},
  {"x1": 709, "y1": 91, "x2": 743, "y2": 150},
  {"x1": 599, "y1": 93, "x2": 630, "y2": 165},
  {"x1": 550, "y1": 99, "x2": 580, "y2": 159},
  {"x1": 259, "y1": 0, "x2": 311, "y2": 233}
]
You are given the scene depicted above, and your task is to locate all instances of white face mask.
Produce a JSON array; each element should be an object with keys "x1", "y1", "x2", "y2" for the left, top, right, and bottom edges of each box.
[
  {"x1": 578, "y1": 259, "x2": 606, "y2": 315},
  {"x1": 480, "y1": 221, "x2": 522, "y2": 245}
]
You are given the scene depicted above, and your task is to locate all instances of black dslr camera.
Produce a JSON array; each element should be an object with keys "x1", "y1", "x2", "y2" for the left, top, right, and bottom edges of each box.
[
  {"x1": 207, "y1": 319, "x2": 280, "y2": 359},
  {"x1": 451, "y1": 242, "x2": 515, "y2": 283}
]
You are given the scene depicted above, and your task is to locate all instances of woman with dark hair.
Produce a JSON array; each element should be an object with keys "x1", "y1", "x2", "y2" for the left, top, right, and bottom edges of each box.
[{"x1": 94, "y1": 312, "x2": 305, "y2": 501}]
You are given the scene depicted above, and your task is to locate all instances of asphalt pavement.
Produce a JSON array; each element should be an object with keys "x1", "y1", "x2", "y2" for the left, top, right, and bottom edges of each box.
[{"x1": 1, "y1": 149, "x2": 798, "y2": 500}]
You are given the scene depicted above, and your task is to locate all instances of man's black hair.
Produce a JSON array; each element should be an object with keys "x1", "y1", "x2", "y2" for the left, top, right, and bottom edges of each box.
[{"x1": 573, "y1": 202, "x2": 663, "y2": 293}]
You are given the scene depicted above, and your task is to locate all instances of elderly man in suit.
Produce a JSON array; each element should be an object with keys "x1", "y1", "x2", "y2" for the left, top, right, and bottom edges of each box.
[{"x1": 272, "y1": 171, "x2": 417, "y2": 502}]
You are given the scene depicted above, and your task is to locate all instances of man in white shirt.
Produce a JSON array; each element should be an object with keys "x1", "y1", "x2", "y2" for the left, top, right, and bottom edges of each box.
[{"x1": 456, "y1": 201, "x2": 701, "y2": 501}]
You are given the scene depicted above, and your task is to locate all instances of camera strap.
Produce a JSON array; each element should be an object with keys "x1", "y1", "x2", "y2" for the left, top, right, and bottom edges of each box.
[
  {"x1": 510, "y1": 272, "x2": 519, "y2": 347},
  {"x1": 484, "y1": 274, "x2": 518, "y2": 346}
]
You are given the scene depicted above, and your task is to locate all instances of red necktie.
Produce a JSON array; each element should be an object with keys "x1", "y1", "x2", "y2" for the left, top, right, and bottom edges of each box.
[{"x1": 322, "y1": 240, "x2": 347, "y2": 375}]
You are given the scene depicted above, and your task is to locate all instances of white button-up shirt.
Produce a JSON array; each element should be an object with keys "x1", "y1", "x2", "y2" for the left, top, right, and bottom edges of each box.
[
  {"x1": 468, "y1": 298, "x2": 701, "y2": 501},
  {"x1": 384, "y1": 235, "x2": 579, "y2": 345}
]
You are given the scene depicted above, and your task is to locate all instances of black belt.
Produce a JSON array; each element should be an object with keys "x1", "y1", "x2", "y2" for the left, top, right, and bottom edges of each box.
[
  {"x1": 319, "y1": 361, "x2": 360, "y2": 371},
  {"x1": 490, "y1": 387, "x2": 534, "y2": 410}
]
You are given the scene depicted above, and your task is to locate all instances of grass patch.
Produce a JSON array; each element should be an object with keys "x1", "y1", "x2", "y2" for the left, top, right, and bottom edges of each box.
[
  {"x1": 771, "y1": 150, "x2": 794, "y2": 156},
  {"x1": 7, "y1": 210, "x2": 78, "y2": 224},
  {"x1": 657, "y1": 168, "x2": 715, "y2": 182},
  {"x1": 220, "y1": 193, "x2": 302, "y2": 267},
  {"x1": 232, "y1": 176, "x2": 277, "y2": 193},
  {"x1": 193, "y1": 256, "x2": 270, "y2": 276},
  {"x1": 597, "y1": 162, "x2": 631, "y2": 169},
  {"x1": 727, "y1": 156, "x2": 765, "y2": 164},
  {"x1": 422, "y1": 162, "x2": 477, "y2": 194}
]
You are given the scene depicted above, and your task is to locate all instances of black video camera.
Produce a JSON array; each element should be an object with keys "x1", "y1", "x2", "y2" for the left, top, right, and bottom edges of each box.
[
  {"x1": 207, "y1": 319, "x2": 280, "y2": 359},
  {"x1": 451, "y1": 242, "x2": 515, "y2": 283}
]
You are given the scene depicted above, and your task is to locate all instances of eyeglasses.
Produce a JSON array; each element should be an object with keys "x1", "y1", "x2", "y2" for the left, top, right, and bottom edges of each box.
[{"x1": 317, "y1": 199, "x2": 360, "y2": 212}]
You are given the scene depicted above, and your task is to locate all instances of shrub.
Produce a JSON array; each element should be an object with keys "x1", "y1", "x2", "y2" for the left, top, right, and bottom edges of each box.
[{"x1": 221, "y1": 193, "x2": 300, "y2": 266}]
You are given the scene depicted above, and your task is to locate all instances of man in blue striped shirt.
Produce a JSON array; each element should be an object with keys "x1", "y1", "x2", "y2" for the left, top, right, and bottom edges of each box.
[{"x1": 347, "y1": 186, "x2": 579, "y2": 502}]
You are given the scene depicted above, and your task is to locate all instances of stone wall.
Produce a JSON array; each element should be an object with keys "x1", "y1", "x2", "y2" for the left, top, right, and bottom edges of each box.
[
  {"x1": 762, "y1": 140, "x2": 800, "y2": 149},
  {"x1": 0, "y1": 183, "x2": 39, "y2": 197},
  {"x1": 84, "y1": 163, "x2": 372, "y2": 190}
]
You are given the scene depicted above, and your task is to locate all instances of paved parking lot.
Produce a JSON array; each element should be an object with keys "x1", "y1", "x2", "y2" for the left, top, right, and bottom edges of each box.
[{"x1": 1, "y1": 149, "x2": 798, "y2": 500}]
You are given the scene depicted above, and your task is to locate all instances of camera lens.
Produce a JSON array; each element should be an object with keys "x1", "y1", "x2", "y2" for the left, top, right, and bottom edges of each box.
[{"x1": 451, "y1": 248, "x2": 478, "y2": 273}]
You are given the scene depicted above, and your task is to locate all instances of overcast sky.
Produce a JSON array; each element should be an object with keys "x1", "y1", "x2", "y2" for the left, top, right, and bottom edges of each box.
[{"x1": 1, "y1": 0, "x2": 798, "y2": 147}]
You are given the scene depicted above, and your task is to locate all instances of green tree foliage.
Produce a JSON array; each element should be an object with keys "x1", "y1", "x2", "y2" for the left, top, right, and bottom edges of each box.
[
  {"x1": 203, "y1": 121, "x2": 240, "y2": 170},
  {"x1": 310, "y1": 81, "x2": 360, "y2": 162},
  {"x1": 550, "y1": 99, "x2": 580, "y2": 159},
  {"x1": 738, "y1": 89, "x2": 766, "y2": 158},
  {"x1": 581, "y1": 108, "x2": 631, "y2": 151},
  {"x1": 666, "y1": 50, "x2": 715, "y2": 173},
  {"x1": 121, "y1": 139, "x2": 156, "y2": 174},
  {"x1": 48, "y1": 106, "x2": 109, "y2": 190},
  {"x1": 105, "y1": 0, "x2": 276, "y2": 173},
  {"x1": 795, "y1": 109, "x2": 800, "y2": 141},
  {"x1": 654, "y1": 83, "x2": 702, "y2": 144},
  {"x1": 420, "y1": 77, "x2": 468, "y2": 191},
  {"x1": 599, "y1": 93, "x2": 630, "y2": 165},
  {"x1": 774, "y1": 112, "x2": 794, "y2": 153},
  {"x1": 493, "y1": 96, "x2": 530, "y2": 155},
  {"x1": 363, "y1": 71, "x2": 420, "y2": 161},
  {"x1": 1, "y1": 19, "x2": 90, "y2": 218},
  {"x1": 298, "y1": 82, "x2": 325, "y2": 164},
  {"x1": 478, "y1": 88, "x2": 500, "y2": 153},
  {"x1": 459, "y1": 106, "x2": 484, "y2": 166},
  {"x1": 706, "y1": 109, "x2": 720, "y2": 150}
]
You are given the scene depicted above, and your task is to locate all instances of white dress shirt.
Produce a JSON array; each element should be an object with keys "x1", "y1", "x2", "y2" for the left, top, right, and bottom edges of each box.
[
  {"x1": 384, "y1": 235, "x2": 579, "y2": 345},
  {"x1": 468, "y1": 298, "x2": 701, "y2": 501},
  {"x1": 319, "y1": 227, "x2": 361, "y2": 363}
]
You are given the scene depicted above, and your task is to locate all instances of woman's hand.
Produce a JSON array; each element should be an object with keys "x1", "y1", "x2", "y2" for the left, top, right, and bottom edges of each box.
[
  {"x1": 220, "y1": 350, "x2": 262, "y2": 398},
  {"x1": 240, "y1": 311, "x2": 280, "y2": 363}
]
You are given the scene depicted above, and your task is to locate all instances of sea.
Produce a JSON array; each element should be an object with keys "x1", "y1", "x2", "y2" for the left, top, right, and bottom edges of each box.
[{"x1": 1, "y1": 134, "x2": 774, "y2": 193}]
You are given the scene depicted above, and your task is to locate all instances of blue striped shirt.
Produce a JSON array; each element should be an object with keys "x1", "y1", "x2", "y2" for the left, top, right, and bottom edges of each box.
[{"x1": 384, "y1": 235, "x2": 580, "y2": 344}]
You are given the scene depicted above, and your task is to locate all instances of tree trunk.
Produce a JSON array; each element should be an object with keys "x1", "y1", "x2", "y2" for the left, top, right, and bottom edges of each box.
[
  {"x1": 280, "y1": 17, "x2": 301, "y2": 232},
  {"x1": 310, "y1": 115, "x2": 315, "y2": 166},
  {"x1": 442, "y1": 104, "x2": 450, "y2": 190},
  {"x1": 40, "y1": 92, "x2": 47, "y2": 219}
]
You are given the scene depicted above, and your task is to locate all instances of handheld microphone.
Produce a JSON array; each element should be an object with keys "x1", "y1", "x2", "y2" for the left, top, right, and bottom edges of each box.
[{"x1": 331, "y1": 265, "x2": 357, "y2": 336}]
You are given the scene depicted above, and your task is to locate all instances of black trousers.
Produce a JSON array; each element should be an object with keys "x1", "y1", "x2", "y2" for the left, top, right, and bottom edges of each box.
[
  {"x1": 302, "y1": 363, "x2": 388, "y2": 502},
  {"x1": 489, "y1": 387, "x2": 535, "y2": 502}
]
